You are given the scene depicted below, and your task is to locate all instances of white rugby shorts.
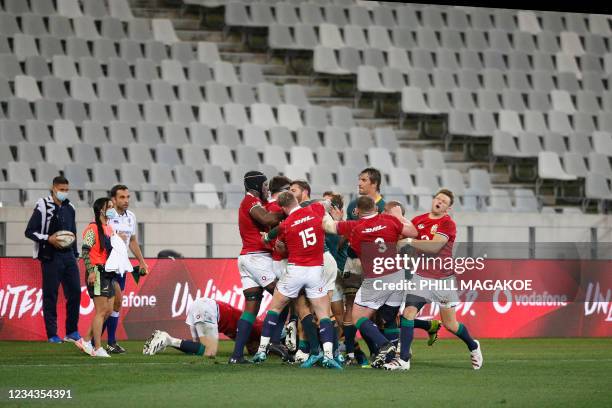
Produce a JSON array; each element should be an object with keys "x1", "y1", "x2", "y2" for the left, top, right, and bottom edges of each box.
[{"x1": 237, "y1": 253, "x2": 275, "y2": 290}]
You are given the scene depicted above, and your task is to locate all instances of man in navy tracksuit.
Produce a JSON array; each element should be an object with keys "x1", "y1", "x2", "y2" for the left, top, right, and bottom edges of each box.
[{"x1": 24, "y1": 176, "x2": 81, "y2": 343}]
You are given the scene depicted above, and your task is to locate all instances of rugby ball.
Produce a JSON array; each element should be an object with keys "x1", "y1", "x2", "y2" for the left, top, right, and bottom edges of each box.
[{"x1": 55, "y1": 230, "x2": 76, "y2": 248}]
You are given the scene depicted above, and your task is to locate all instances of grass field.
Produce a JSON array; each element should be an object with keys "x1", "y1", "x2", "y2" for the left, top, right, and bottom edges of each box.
[{"x1": 1, "y1": 338, "x2": 611, "y2": 407}]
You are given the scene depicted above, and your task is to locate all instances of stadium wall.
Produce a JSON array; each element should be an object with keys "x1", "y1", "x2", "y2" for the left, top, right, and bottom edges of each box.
[{"x1": 1, "y1": 207, "x2": 611, "y2": 258}]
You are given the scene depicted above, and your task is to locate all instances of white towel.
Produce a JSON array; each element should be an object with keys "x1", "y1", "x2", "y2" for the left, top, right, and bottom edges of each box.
[{"x1": 105, "y1": 233, "x2": 133, "y2": 277}]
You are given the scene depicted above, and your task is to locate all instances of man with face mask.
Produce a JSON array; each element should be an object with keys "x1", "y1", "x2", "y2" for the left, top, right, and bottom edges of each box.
[{"x1": 25, "y1": 176, "x2": 81, "y2": 343}]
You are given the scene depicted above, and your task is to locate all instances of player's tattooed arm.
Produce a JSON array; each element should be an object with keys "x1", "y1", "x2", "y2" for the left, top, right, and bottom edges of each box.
[{"x1": 250, "y1": 205, "x2": 284, "y2": 227}]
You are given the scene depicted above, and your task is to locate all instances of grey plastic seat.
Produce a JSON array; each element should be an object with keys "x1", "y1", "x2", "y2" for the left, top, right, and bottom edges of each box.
[
  {"x1": 321, "y1": 126, "x2": 346, "y2": 150},
  {"x1": 494, "y1": 8, "x2": 518, "y2": 31},
  {"x1": 343, "y1": 148, "x2": 368, "y2": 169},
  {"x1": 96, "y1": 78, "x2": 122, "y2": 103},
  {"x1": 368, "y1": 147, "x2": 394, "y2": 174},
  {"x1": 152, "y1": 19, "x2": 179, "y2": 45},
  {"x1": 127, "y1": 143, "x2": 154, "y2": 168},
  {"x1": 163, "y1": 123, "x2": 190, "y2": 148},
  {"x1": 465, "y1": 30, "x2": 488, "y2": 51},
  {"x1": 330, "y1": 106, "x2": 355, "y2": 129},
  {"x1": 82, "y1": 121, "x2": 108, "y2": 147},
  {"x1": 178, "y1": 82, "x2": 204, "y2": 105},
  {"x1": 336, "y1": 47, "x2": 362, "y2": 75},
  {"x1": 368, "y1": 26, "x2": 393, "y2": 51},
  {"x1": 316, "y1": 147, "x2": 341, "y2": 171},
  {"x1": 458, "y1": 49, "x2": 483, "y2": 71},
  {"x1": 304, "y1": 105, "x2": 328, "y2": 130},
  {"x1": 242, "y1": 125, "x2": 269, "y2": 152},
  {"x1": 216, "y1": 125, "x2": 241, "y2": 148},
  {"x1": 35, "y1": 99, "x2": 61, "y2": 124},
  {"x1": 155, "y1": 144, "x2": 182, "y2": 167},
  {"x1": 411, "y1": 48, "x2": 435, "y2": 71},
  {"x1": 476, "y1": 89, "x2": 502, "y2": 111},
  {"x1": 209, "y1": 144, "x2": 235, "y2": 171},
  {"x1": 109, "y1": 122, "x2": 135, "y2": 147},
  {"x1": 101, "y1": 17, "x2": 127, "y2": 41},
  {"x1": 574, "y1": 112, "x2": 596, "y2": 134},
  {"x1": 507, "y1": 71, "x2": 530, "y2": 91},
  {"x1": 439, "y1": 29, "x2": 463, "y2": 51},
  {"x1": 264, "y1": 145, "x2": 289, "y2": 168},
  {"x1": 512, "y1": 189, "x2": 539, "y2": 212},
  {"x1": 213, "y1": 61, "x2": 239, "y2": 86},
  {"x1": 257, "y1": 83, "x2": 282, "y2": 107},
  {"x1": 502, "y1": 89, "x2": 527, "y2": 112},
  {"x1": 468, "y1": 168, "x2": 492, "y2": 197},
  {"x1": 189, "y1": 123, "x2": 215, "y2": 147},
  {"x1": 38, "y1": 36, "x2": 62, "y2": 60},
  {"x1": 416, "y1": 167, "x2": 441, "y2": 193},
  {"x1": 427, "y1": 89, "x2": 452, "y2": 113},
  {"x1": 174, "y1": 164, "x2": 199, "y2": 187},
  {"x1": 290, "y1": 146, "x2": 315, "y2": 168},
  {"x1": 181, "y1": 145, "x2": 207, "y2": 171},
  {"x1": 53, "y1": 119, "x2": 80, "y2": 145},
  {"x1": 363, "y1": 48, "x2": 386, "y2": 71},
  {"x1": 161, "y1": 59, "x2": 187, "y2": 85},
  {"x1": 348, "y1": 127, "x2": 373, "y2": 150},
  {"x1": 65, "y1": 37, "x2": 91, "y2": 60},
  {"x1": 22, "y1": 13, "x2": 47, "y2": 36},
  {"x1": 18, "y1": 142, "x2": 45, "y2": 164},
  {"x1": 73, "y1": 143, "x2": 98, "y2": 164},
  {"x1": 544, "y1": 132, "x2": 568, "y2": 155},
  {"x1": 492, "y1": 130, "x2": 521, "y2": 158},
  {"x1": 69, "y1": 77, "x2": 96, "y2": 103},
  {"x1": 136, "y1": 122, "x2": 164, "y2": 147},
  {"x1": 567, "y1": 133, "x2": 591, "y2": 155},
  {"x1": 588, "y1": 152, "x2": 612, "y2": 176},
  {"x1": 117, "y1": 99, "x2": 143, "y2": 124},
  {"x1": 482, "y1": 69, "x2": 506, "y2": 91},
  {"x1": 456, "y1": 69, "x2": 480, "y2": 90},
  {"x1": 13, "y1": 34, "x2": 39, "y2": 61},
  {"x1": 283, "y1": 84, "x2": 309, "y2": 109},
  {"x1": 93, "y1": 38, "x2": 119, "y2": 63},
  {"x1": 592, "y1": 132, "x2": 612, "y2": 156},
  {"x1": 538, "y1": 151, "x2": 577, "y2": 181},
  {"x1": 129, "y1": 18, "x2": 153, "y2": 42},
  {"x1": 293, "y1": 24, "x2": 318, "y2": 50},
  {"x1": 15, "y1": 75, "x2": 42, "y2": 102},
  {"x1": 192, "y1": 182, "x2": 221, "y2": 208},
  {"x1": 48, "y1": 15, "x2": 73, "y2": 39},
  {"x1": 205, "y1": 81, "x2": 230, "y2": 105},
  {"x1": 562, "y1": 152, "x2": 589, "y2": 177},
  {"x1": 240, "y1": 62, "x2": 265, "y2": 86},
  {"x1": 556, "y1": 72, "x2": 580, "y2": 94},
  {"x1": 0, "y1": 120, "x2": 24, "y2": 145},
  {"x1": 390, "y1": 27, "x2": 415, "y2": 50},
  {"x1": 171, "y1": 42, "x2": 195, "y2": 66},
  {"x1": 422, "y1": 148, "x2": 447, "y2": 175},
  {"x1": 344, "y1": 25, "x2": 368, "y2": 50},
  {"x1": 548, "y1": 111, "x2": 573, "y2": 134},
  {"x1": 0, "y1": 12, "x2": 20, "y2": 36},
  {"x1": 90, "y1": 100, "x2": 116, "y2": 125},
  {"x1": 45, "y1": 142, "x2": 73, "y2": 167},
  {"x1": 77, "y1": 58, "x2": 105, "y2": 82},
  {"x1": 125, "y1": 79, "x2": 150, "y2": 103},
  {"x1": 487, "y1": 189, "x2": 513, "y2": 212},
  {"x1": 25, "y1": 120, "x2": 53, "y2": 145},
  {"x1": 145, "y1": 41, "x2": 168, "y2": 64},
  {"x1": 585, "y1": 173, "x2": 612, "y2": 205},
  {"x1": 119, "y1": 39, "x2": 144, "y2": 64},
  {"x1": 223, "y1": 103, "x2": 250, "y2": 129},
  {"x1": 151, "y1": 79, "x2": 177, "y2": 103},
  {"x1": 269, "y1": 127, "x2": 294, "y2": 150},
  {"x1": 170, "y1": 101, "x2": 196, "y2": 124},
  {"x1": 584, "y1": 34, "x2": 607, "y2": 56}
]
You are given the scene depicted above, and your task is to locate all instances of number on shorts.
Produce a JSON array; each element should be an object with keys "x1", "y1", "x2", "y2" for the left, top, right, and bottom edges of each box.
[{"x1": 299, "y1": 227, "x2": 317, "y2": 248}]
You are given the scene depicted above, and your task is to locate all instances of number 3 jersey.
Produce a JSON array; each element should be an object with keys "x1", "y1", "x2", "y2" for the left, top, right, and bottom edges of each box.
[
  {"x1": 336, "y1": 213, "x2": 404, "y2": 258},
  {"x1": 277, "y1": 203, "x2": 326, "y2": 267}
]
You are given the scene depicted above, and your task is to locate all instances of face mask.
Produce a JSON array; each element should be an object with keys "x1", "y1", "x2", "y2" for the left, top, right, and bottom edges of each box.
[
  {"x1": 55, "y1": 191, "x2": 68, "y2": 202},
  {"x1": 105, "y1": 208, "x2": 118, "y2": 220}
]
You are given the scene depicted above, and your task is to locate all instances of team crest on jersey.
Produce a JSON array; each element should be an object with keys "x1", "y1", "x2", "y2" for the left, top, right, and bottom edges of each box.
[
  {"x1": 430, "y1": 224, "x2": 438, "y2": 234},
  {"x1": 195, "y1": 314, "x2": 201, "y2": 320},
  {"x1": 352, "y1": 207, "x2": 358, "y2": 217},
  {"x1": 418, "y1": 223, "x2": 424, "y2": 229}
]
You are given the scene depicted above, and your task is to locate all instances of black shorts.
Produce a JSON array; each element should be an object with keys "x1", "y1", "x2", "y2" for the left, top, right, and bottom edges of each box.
[{"x1": 87, "y1": 266, "x2": 116, "y2": 298}]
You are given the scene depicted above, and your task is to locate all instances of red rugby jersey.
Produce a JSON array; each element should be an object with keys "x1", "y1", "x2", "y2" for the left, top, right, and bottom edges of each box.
[
  {"x1": 264, "y1": 199, "x2": 285, "y2": 261},
  {"x1": 337, "y1": 213, "x2": 404, "y2": 258},
  {"x1": 238, "y1": 193, "x2": 271, "y2": 255},
  {"x1": 217, "y1": 301, "x2": 263, "y2": 341},
  {"x1": 277, "y1": 203, "x2": 325, "y2": 266},
  {"x1": 410, "y1": 213, "x2": 456, "y2": 278}
]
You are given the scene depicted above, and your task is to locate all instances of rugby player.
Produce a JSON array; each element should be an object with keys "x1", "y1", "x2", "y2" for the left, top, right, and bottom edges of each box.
[
  {"x1": 264, "y1": 181, "x2": 340, "y2": 363},
  {"x1": 339, "y1": 168, "x2": 386, "y2": 365},
  {"x1": 142, "y1": 297, "x2": 263, "y2": 357},
  {"x1": 252, "y1": 192, "x2": 341, "y2": 369},
  {"x1": 326, "y1": 196, "x2": 418, "y2": 368},
  {"x1": 104, "y1": 185, "x2": 148, "y2": 354},
  {"x1": 229, "y1": 171, "x2": 285, "y2": 364},
  {"x1": 383, "y1": 189, "x2": 483, "y2": 371}
]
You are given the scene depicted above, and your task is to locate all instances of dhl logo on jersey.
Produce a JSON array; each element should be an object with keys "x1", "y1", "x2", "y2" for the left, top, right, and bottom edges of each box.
[
  {"x1": 290, "y1": 215, "x2": 315, "y2": 227},
  {"x1": 363, "y1": 225, "x2": 387, "y2": 233}
]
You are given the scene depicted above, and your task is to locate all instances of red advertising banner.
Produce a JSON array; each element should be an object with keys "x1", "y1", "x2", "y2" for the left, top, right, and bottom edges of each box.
[{"x1": 0, "y1": 257, "x2": 610, "y2": 341}]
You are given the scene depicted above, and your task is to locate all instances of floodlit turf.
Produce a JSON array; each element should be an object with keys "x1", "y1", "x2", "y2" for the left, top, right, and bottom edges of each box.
[{"x1": 0, "y1": 339, "x2": 611, "y2": 407}]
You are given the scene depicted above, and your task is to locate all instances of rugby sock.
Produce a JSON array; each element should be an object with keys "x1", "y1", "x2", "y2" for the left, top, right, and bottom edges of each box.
[
  {"x1": 355, "y1": 317, "x2": 389, "y2": 352},
  {"x1": 362, "y1": 332, "x2": 379, "y2": 355},
  {"x1": 414, "y1": 319, "x2": 432, "y2": 331},
  {"x1": 399, "y1": 317, "x2": 414, "y2": 361},
  {"x1": 319, "y1": 318, "x2": 335, "y2": 359},
  {"x1": 332, "y1": 321, "x2": 339, "y2": 355},
  {"x1": 174, "y1": 340, "x2": 205, "y2": 356},
  {"x1": 270, "y1": 306, "x2": 288, "y2": 344},
  {"x1": 301, "y1": 314, "x2": 320, "y2": 355},
  {"x1": 231, "y1": 311, "x2": 256, "y2": 359},
  {"x1": 258, "y1": 310, "x2": 280, "y2": 353},
  {"x1": 451, "y1": 323, "x2": 478, "y2": 351},
  {"x1": 298, "y1": 340, "x2": 309, "y2": 354},
  {"x1": 383, "y1": 320, "x2": 400, "y2": 346},
  {"x1": 344, "y1": 323, "x2": 357, "y2": 356},
  {"x1": 106, "y1": 311, "x2": 119, "y2": 345}
]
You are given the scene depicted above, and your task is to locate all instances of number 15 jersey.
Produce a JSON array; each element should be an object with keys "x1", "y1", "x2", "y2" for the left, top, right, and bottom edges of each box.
[{"x1": 277, "y1": 203, "x2": 325, "y2": 267}]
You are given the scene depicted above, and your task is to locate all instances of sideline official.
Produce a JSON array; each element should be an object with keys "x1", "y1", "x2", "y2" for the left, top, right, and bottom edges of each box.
[{"x1": 24, "y1": 176, "x2": 81, "y2": 343}]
